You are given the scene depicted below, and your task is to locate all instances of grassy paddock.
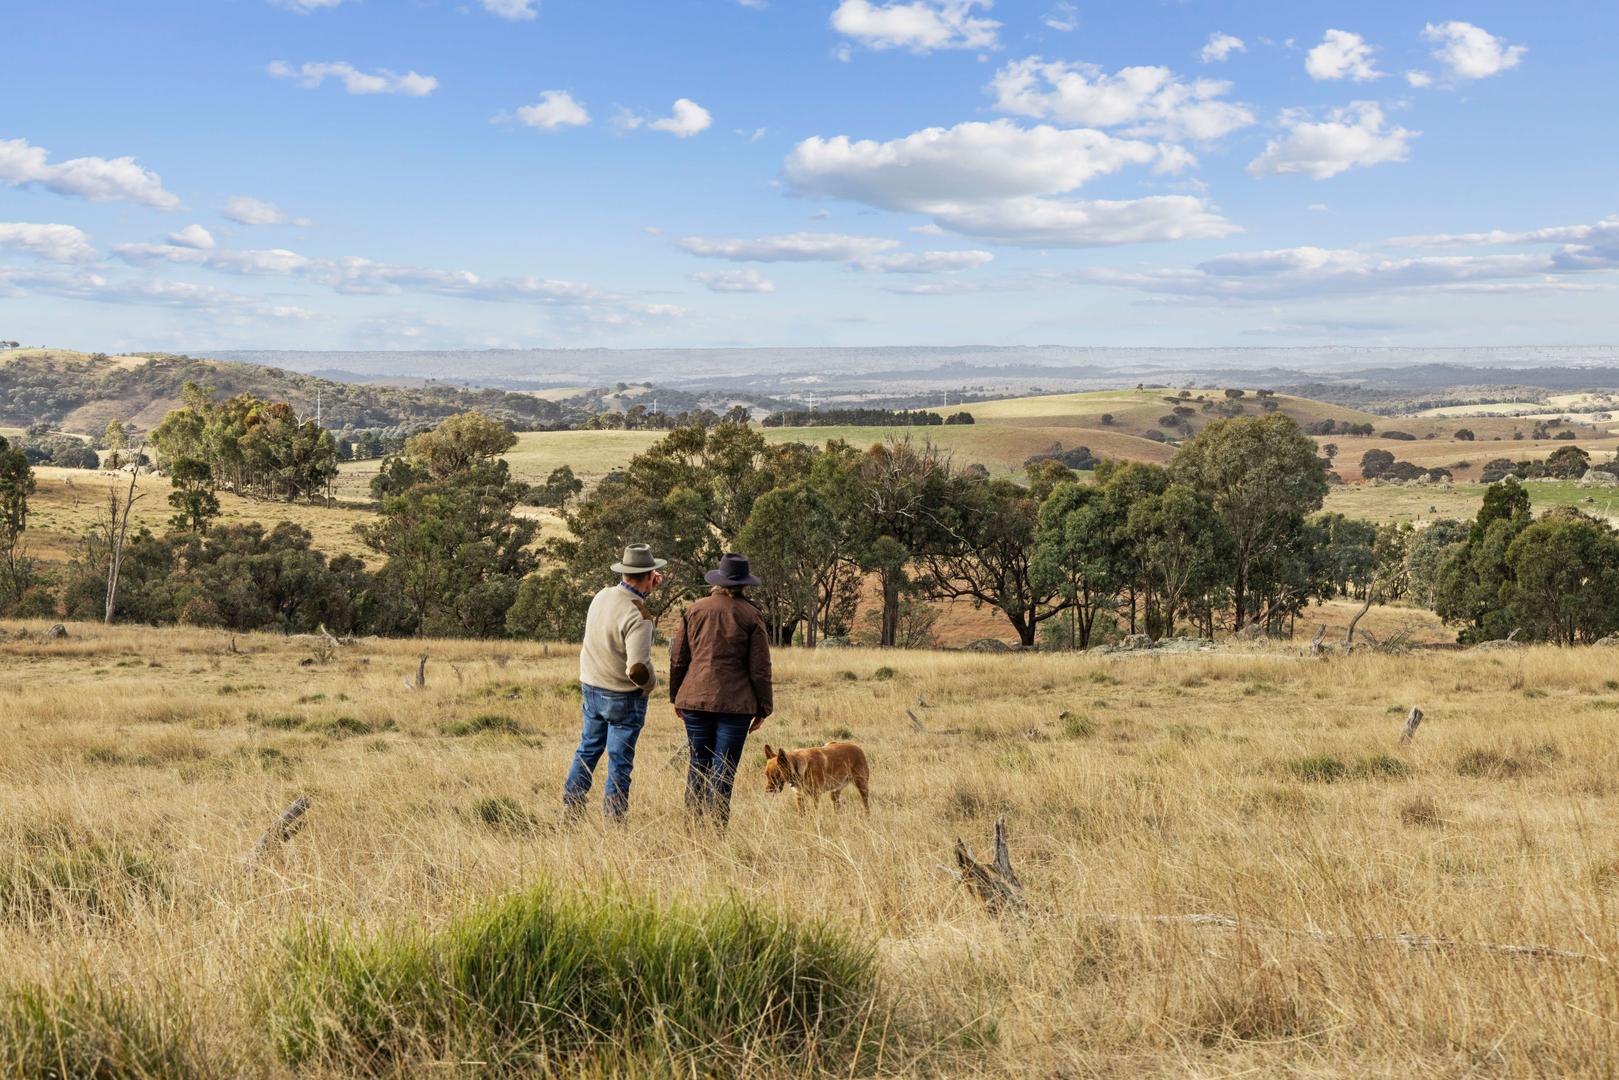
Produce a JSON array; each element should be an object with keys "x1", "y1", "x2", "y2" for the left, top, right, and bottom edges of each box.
[{"x1": 4, "y1": 621, "x2": 1619, "y2": 1074}]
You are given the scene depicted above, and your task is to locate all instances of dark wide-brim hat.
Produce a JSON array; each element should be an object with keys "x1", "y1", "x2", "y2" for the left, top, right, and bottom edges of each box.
[
  {"x1": 611, "y1": 543, "x2": 667, "y2": 575},
  {"x1": 705, "y1": 552, "x2": 761, "y2": 588}
]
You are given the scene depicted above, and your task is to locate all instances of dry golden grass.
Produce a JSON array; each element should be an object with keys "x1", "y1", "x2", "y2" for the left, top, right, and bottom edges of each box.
[{"x1": 4, "y1": 620, "x2": 1619, "y2": 1075}]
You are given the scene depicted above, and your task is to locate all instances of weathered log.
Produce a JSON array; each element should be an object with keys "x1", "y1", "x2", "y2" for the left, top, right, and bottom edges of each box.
[
  {"x1": 246, "y1": 795, "x2": 311, "y2": 863},
  {"x1": 944, "y1": 814, "x2": 1025, "y2": 915},
  {"x1": 1309, "y1": 626, "x2": 1326, "y2": 657},
  {"x1": 403, "y1": 654, "x2": 428, "y2": 691},
  {"x1": 1401, "y1": 706, "x2": 1423, "y2": 744}
]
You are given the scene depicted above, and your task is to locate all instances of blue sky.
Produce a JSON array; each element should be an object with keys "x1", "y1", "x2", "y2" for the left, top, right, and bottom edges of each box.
[{"x1": 1, "y1": 0, "x2": 1614, "y2": 354}]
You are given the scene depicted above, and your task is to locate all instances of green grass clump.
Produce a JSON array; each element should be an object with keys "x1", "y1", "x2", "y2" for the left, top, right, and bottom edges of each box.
[
  {"x1": 1060, "y1": 712, "x2": 1095, "y2": 739},
  {"x1": 267, "y1": 883, "x2": 891, "y2": 1075},
  {"x1": 0, "y1": 839, "x2": 166, "y2": 923},
  {"x1": 1286, "y1": 754, "x2": 1349, "y2": 783},
  {"x1": 471, "y1": 796, "x2": 537, "y2": 835},
  {"x1": 873, "y1": 666, "x2": 898, "y2": 681},
  {"x1": 444, "y1": 713, "x2": 525, "y2": 737},
  {"x1": 0, "y1": 979, "x2": 213, "y2": 1079}
]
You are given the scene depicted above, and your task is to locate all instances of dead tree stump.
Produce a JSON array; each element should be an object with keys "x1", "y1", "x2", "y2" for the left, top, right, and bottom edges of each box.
[
  {"x1": 945, "y1": 814, "x2": 1026, "y2": 915},
  {"x1": 246, "y1": 795, "x2": 311, "y2": 863},
  {"x1": 1401, "y1": 706, "x2": 1423, "y2": 744}
]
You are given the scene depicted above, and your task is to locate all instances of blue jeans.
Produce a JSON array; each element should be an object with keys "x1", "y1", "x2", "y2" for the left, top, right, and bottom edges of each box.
[
  {"x1": 564, "y1": 685, "x2": 649, "y2": 820},
  {"x1": 680, "y1": 710, "x2": 753, "y2": 827}
]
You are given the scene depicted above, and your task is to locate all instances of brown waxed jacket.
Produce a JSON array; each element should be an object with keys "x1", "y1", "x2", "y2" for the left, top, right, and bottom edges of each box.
[{"x1": 668, "y1": 592, "x2": 774, "y2": 718}]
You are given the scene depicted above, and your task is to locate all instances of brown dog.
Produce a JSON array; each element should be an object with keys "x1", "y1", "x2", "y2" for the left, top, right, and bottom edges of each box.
[{"x1": 762, "y1": 742, "x2": 871, "y2": 813}]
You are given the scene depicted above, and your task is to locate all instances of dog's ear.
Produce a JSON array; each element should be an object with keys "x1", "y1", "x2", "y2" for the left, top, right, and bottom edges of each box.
[
  {"x1": 775, "y1": 748, "x2": 797, "y2": 778},
  {"x1": 762, "y1": 743, "x2": 774, "y2": 759}
]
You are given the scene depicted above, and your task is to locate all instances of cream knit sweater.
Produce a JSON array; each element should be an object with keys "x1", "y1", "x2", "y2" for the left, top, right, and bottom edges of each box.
[{"x1": 579, "y1": 584, "x2": 657, "y2": 695}]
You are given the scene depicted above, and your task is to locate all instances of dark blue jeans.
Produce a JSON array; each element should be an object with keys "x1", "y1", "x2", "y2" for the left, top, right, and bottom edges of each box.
[
  {"x1": 680, "y1": 710, "x2": 753, "y2": 826},
  {"x1": 564, "y1": 685, "x2": 648, "y2": 820}
]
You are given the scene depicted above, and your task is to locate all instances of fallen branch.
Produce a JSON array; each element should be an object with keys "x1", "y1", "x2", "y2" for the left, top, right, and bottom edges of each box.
[
  {"x1": 246, "y1": 795, "x2": 311, "y2": 863},
  {"x1": 907, "y1": 708, "x2": 926, "y2": 734}
]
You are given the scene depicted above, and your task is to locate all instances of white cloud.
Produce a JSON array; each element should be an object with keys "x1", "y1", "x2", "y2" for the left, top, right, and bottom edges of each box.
[
  {"x1": 783, "y1": 119, "x2": 1232, "y2": 247},
  {"x1": 1382, "y1": 219, "x2": 1615, "y2": 251},
  {"x1": 0, "y1": 266, "x2": 312, "y2": 318},
  {"x1": 267, "y1": 60, "x2": 438, "y2": 96},
  {"x1": 918, "y1": 195, "x2": 1239, "y2": 247},
  {"x1": 1305, "y1": 29, "x2": 1382, "y2": 81},
  {"x1": 1422, "y1": 21, "x2": 1526, "y2": 80},
  {"x1": 853, "y1": 249, "x2": 993, "y2": 272},
  {"x1": 787, "y1": 121, "x2": 1166, "y2": 208},
  {"x1": 738, "y1": 127, "x2": 767, "y2": 142},
  {"x1": 910, "y1": 223, "x2": 946, "y2": 235},
  {"x1": 691, "y1": 269, "x2": 776, "y2": 293},
  {"x1": 0, "y1": 137, "x2": 180, "y2": 210},
  {"x1": 0, "y1": 222, "x2": 96, "y2": 263},
  {"x1": 1406, "y1": 71, "x2": 1433, "y2": 88},
  {"x1": 1308, "y1": 203, "x2": 1328, "y2": 212},
  {"x1": 677, "y1": 232, "x2": 900, "y2": 262},
  {"x1": 514, "y1": 90, "x2": 590, "y2": 131},
  {"x1": 830, "y1": 0, "x2": 999, "y2": 53},
  {"x1": 482, "y1": 0, "x2": 537, "y2": 19},
  {"x1": 1200, "y1": 33, "x2": 1245, "y2": 63},
  {"x1": 989, "y1": 57, "x2": 1254, "y2": 140},
  {"x1": 1042, "y1": 2, "x2": 1077, "y2": 32},
  {"x1": 737, "y1": 0, "x2": 767, "y2": 7},
  {"x1": 1246, "y1": 102, "x2": 1415, "y2": 180},
  {"x1": 113, "y1": 241, "x2": 314, "y2": 276},
  {"x1": 223, "y1": 195, "x2": 311, "y2": 227},
  {"x1": 649, "y1": 98, "x2": 713, "y2": 138},
  {"x1": 167, "y1": 224, "x2": 215, "y2": 250},
  {"x1": 268, "y1": 0, "x2": 343, "y2": 12}
]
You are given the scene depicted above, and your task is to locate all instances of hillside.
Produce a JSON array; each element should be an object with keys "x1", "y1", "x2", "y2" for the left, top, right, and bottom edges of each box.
[{"x1": 0, "y1": 348, "x2": 591, "y2": 436}]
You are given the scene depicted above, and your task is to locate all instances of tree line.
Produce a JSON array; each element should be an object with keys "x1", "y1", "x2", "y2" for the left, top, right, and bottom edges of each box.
[
  {"x1": 762, "y1": 408, "x2": 974, "y2": 428},
  {"x1": 4, "y1": 398, "x2": 1617, "y2": 649}
]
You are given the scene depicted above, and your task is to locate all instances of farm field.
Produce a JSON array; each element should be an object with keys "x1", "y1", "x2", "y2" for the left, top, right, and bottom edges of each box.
[
  {"x1": 4, "y1": 622, "x2": 1619, "y2": 1075},
  {"x1": 1325, "y1": 479, "x2": 1619, "y2": 526}
]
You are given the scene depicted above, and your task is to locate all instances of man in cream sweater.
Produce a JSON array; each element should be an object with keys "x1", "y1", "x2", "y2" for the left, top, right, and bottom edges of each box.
[{"x1": 563, "y1": 543, "x2": 665, "y2": 821}]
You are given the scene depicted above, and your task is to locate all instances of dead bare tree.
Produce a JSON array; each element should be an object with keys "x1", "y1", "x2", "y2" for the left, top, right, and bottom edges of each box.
[
  {"x1": 1309, "y1": 625, "x2": 1327, "y2": 657},
  {"x1": 1344, "y1": 588, "x2": 1377, "y2": 646},
  {"x1": 942, "y1": 814, "x2": 1025, "y2": 915},
  {"x1": 103, "y1": 455, "x2": 145, "y2": 625}
]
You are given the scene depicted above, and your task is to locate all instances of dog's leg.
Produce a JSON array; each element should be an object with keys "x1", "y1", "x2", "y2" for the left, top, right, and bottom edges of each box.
[
  {"x1": 855, "y1": 770, "x2": 871, "y2": 814},
  {"x1": 829, "y1": 788, "x2": 842, "y2": 812},
  {"x1": 794, "y1": 790, "x2": 806, "y2": 815}
]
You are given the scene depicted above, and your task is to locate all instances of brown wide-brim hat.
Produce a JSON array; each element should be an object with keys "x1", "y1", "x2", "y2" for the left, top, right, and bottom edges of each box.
[{"x1": 611, "y1": 543, "x2": 667, "y2": 574}]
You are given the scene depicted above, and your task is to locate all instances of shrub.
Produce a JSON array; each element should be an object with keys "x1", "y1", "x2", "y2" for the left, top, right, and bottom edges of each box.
[
  {"x1": 873, "y1": 666, "x2": 897, "y2": 680},
  {"x1": 266, "y1": 884, "x2": 890, "y2": 1075},
  {"x1": 471, "y1": 796, "x2": 536, "y2": 834}
]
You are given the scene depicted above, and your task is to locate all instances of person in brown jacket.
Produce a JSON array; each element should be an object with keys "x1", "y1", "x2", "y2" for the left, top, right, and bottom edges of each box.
[{"x1": 669, "y1": 552, "x2": 773, "y2": 827}]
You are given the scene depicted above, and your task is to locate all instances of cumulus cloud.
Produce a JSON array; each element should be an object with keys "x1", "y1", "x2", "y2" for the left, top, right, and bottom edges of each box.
[
  {"x1": 1382, "y1": 218, "x2": 1616, "y2": 251},
  {"x1": 482, "y1": 0, "x2": 537, "y2": 19},
  {"x1": 616, "y1": 99, "x2": 713, "y2": 137},
  {"x1": 514, "y1": 90, "x2": 590, "y2": 131},
  {"x1": 989, "y1": 57, "x2": 1254, "y2": 140},
  {"x1": 1422, "y1": 21, "x2": 1526, "y2": 80},
  {"x1": 1246, "y1": 102, "x2": 1415, "y2": 180},
  {"x1": 167, "y1": 224, "x2": 215, "y2": 250},
  {"x1": 267, "y1": 60, "x2": 438, "y2": 96},
  {"x1": 0, "y1": 137, "x2": 180, "y2": 210},
  {"x1": 852, "y1": 249, "x2": 993, "y2": 272},
  {"x1": 784, "y1": 119, "x2": 1234, "y2": 247},
  {"x1": 1305, "y1": 29, "x2": 1382, "y2": 81},
  {"x1": 649, "y1": 99, "x2": 712, "y2": 137},
  {"x1": 1200, "y1": 33, "x2": 1245, "y2": 63},
  {"x1": 223, "y1": 196, "x2": 311, "y2": 227},
  {"x1": 0, "y1": 222, "x2": 96, "y2": 263},
  {"x1": 677, "y1": 232, "x2": 900, "y2": 262},
  {"x1": 1406, "y1": 70, "x2": 1434, "y2": 88},
  {"x1": 830, "y1": 0, "x2": 999, "y2": 53},
  {"x1": 690, "y1": 269, "x2": 776, "y2": 293},
  {"x1": 113, "y1": 241, "x2": 314, "y2": 276}
]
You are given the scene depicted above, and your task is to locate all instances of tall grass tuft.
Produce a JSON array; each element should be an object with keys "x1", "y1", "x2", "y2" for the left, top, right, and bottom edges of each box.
[
  {"x1": 0, "y1": 839, "x2": 166, "y2": 924},
  {"x1": 266, "y1": 882, "x2": 893, "y2": 1074},
  {"x1": 0, "y1": 978, "x2": 212, "y2": 1079}
]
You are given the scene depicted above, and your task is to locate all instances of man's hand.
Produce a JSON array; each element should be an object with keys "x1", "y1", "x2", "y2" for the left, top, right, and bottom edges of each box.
[{"x1": 749, "y1": 716, "x2": 765, "y2": 733}]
